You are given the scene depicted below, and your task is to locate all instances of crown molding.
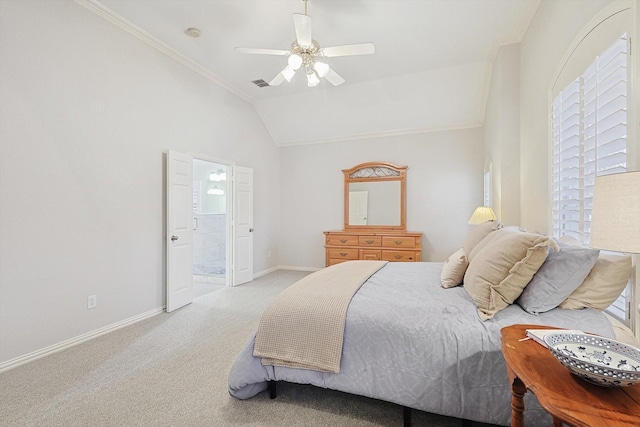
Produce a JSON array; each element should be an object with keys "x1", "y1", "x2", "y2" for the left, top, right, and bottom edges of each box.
[
  {"x1": 276, "y1": 122, "x2": 482, "y2": 147},
  {"x1": 74, "y1": 0, "x2": 254, "y2": 105}
]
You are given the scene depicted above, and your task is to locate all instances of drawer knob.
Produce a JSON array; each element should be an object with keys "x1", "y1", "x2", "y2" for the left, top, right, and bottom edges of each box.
[
  {"x1": 340, "y1": 239, "x2": 347, "y2": 243},
  {"x1": 394, "y1": 240, "x2": 403, "y2": 245},
  {"x1": 365, "y1": 240, "x2": 375, "y2": 244},
  {"x1": 394, "y1": 254, "x2": 403, "y2": 259},
  {"x1": 340, "y1": 252, "x2": 348, "y2": 256}
]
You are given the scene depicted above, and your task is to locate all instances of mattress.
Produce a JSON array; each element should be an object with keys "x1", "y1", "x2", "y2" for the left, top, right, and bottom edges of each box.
[{"x1": 228, "y1": 262, "x2": 615, "y2": 426}]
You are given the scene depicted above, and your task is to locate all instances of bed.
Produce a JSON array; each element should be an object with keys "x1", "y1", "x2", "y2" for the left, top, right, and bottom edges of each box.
[{"x1": 228, "y1": 224, "x2": 633, "y2": 426}]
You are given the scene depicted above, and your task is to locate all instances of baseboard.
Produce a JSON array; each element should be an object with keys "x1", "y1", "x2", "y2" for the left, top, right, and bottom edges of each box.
[
  {"x1": 0, "y1": 306, "x2": 165, "y2": 373},
  {"x1": 276, "y1": 265, "x2": 322, "y2": 272},
  {"x1": 2, "y1": 268, "x2": 321, "y2": 372},
  {"x1": 252, "y1": 265, "x2": 320, "y2": 279},
  {"x1": 253, "y1": 266, "x2": 281, "y2": 278}
]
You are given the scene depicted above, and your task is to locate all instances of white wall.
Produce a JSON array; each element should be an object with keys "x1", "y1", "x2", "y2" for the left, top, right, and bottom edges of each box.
[
  {"x1": 0, "y1": 1, "x2": 280, "y2": 365},
  {"x1": 279, "y1": 127, "x2": 484, "y2": 268},
  {"x1": 483, "y1": 43, "x2": 521, "y2": 227}
]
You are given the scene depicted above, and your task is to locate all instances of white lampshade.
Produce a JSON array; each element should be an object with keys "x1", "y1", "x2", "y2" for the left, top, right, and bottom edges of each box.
[
  {"x1": 306, "y1": 71, "x2": 320, "y2": 87},
  {"x1": 314, "y1": 61, "x2": 329, "y2": 77},
  {"x1": 468, "y1": 206, "x2": 497, "y2": 225},
  {"x1": 207, "y1": 186, "x2": 224, "y2": 196},
  {"x1": 287, "y1": 54, "x2": 303, "y2": 70},
  {"x1": 209, "y1": 169, "x2": 226, "y2": 182},
  {"x1": 282, "y1": 67, "x2": 296, "y2": 82},
  {"x1": 590, "y1": 171, "x2": 640, "y2": 254}
]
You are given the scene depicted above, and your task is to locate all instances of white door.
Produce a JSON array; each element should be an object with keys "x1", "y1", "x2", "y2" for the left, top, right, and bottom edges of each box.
[
  {"x1": 233, "y1": 166, "x2": 253, "y2": 286},
  {"x1": 166, "y1": 150, "x2": 194, "y2": 312}
]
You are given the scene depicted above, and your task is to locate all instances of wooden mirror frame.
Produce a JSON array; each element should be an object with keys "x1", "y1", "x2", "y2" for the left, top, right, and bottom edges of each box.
[{"x1": 343, "y1": 162, "x2": 407, "y2": 231}]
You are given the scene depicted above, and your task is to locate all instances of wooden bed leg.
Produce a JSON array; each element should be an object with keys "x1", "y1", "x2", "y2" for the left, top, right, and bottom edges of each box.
[
  {"x1": 268, "y1": 381, "x2": 276, "y2": 399},
  {"x1": 403, "y1": 406, "x2": 411, "y2": 427}
]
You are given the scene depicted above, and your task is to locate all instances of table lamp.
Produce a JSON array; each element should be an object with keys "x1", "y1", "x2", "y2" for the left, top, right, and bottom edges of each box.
[
  {"x1": 468, "y1": 206, "x2": 497, "y2": 225},
  {"x1": 590, "y1": 171, "x2": 640, "y2": 254}
]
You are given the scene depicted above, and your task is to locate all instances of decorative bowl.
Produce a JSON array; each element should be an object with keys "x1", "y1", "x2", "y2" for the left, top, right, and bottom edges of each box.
[{"x1": 543, "y1": 331, "x2": 640, "y2": 387}]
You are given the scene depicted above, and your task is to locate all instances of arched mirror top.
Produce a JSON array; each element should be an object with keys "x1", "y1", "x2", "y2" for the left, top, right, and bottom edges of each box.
[{"x1": 343, "y1": 162, "x2": 407, "y2": 230}]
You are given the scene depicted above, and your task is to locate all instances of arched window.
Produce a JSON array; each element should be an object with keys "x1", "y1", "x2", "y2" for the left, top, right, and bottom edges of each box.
[{"x1": 551, "y1": 7, "x2": 633, "y2": 324}]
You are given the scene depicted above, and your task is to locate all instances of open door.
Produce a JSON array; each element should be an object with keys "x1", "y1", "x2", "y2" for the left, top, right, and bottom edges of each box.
[
  {"x1": 166, "y1": 150, "x2": 194, "y2": 311},
  {"x1": 232, "y1": 166, "x2": 253, "y2": 286}
]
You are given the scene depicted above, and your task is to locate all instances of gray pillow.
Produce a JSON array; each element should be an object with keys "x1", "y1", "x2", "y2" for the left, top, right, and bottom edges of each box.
[{"x1": 516, "y1": 244, "x2": 600, "y2": 315}]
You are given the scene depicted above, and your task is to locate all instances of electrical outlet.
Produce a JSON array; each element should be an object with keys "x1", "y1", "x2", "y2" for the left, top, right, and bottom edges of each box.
[
  {"x1": 87, "y1": 295, "x2": 97, "y2": 309},
  {"x1": 268, "y1": 250, "x2": 272, "y2": 258}
]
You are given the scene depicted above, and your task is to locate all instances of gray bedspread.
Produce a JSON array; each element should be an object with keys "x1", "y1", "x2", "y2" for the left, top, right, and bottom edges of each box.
[{"x1": 228, "y1": 262, "x2": 615, "y2": 426}]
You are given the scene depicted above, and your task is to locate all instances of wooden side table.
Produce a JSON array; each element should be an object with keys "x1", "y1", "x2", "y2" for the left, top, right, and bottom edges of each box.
[{"x1": 501, "y1": 324, "x2": 640, "y2": 427}]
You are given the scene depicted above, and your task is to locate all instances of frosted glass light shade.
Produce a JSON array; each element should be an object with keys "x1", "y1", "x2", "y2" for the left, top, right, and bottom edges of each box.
[
  {"x1": 590, "y1": 171, "x2": 640, "y2": 253},
  {"x1": 468, "y1": 206, "x2": 497, "y2": 225},
  {"x1": 207, "y1": 186, "x2": 224, "y2": 196},
  {"x1": 288, "y1": 54, "x2": 302, "y2": 70},
  {"x1": 307, "y1": 71, "x2": 320, "y2": 87},
  {"x1": 209, "y1": 170, "x2": 226, "y2": 182},
  {"x1": 314, "y1": 61, "x2": 329, "y2": 77},
  {"x1": 282, "y1": 67, "x2": 296, "y2": 82}
]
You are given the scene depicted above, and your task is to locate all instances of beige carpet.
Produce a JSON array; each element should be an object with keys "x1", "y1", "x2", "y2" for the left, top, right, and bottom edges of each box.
[{"x1": 0, "y1": 270, "x2": 494, "y2": 427}]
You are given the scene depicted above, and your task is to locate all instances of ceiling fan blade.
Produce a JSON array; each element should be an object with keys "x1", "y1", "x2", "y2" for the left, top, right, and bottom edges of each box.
[
  {"x1": 293, "y1": 13, "x2": 312, "y2": 47},
  {"x1": 269, "y1": 72, "x2": 286, "y2": 87},
  {"x1": 321, "y1": 43, "x2": 375, "y2": 58},
  {"x1": 235, "y1": 47, "x2": 289, "y2": 56},
  {"x1": 324, "y1": 67, "x2": 345, "y2": 86},
  {"x1": 269, "y1": 65, "x2": 298, "y2": 86}
]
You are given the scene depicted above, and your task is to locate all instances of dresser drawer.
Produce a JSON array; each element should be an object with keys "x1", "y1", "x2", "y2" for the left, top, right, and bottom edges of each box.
[
  {"x1": 360, "y1": 249, "x2": 381, "y2": 261},
  {"x1": 328, "y1": 248, "x2": 359, "y2": 260},
  {"x1": 382, "y1": 250, "x2": 418, "y2": 262},
  {"x1": 359, "y1": 236, "x2": 382, "y2": 247},
  {"x1": 382, "y1": 236, "x2": 417, "y2": 249},
  {"x1": 326, "y1": 235, "x2": 359, "y2": 246}
]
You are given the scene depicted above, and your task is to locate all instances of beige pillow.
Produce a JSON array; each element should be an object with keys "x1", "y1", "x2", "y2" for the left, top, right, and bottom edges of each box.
[
  {"x1": 463, "y1": 229, "x2": 558, "y2": 320},
  {"x1": 468, "y1": 225, "x2": 522, "y2": 262},
  {"x1": 604, "y1": 313, "x2": 640, "y2": 347},
  {"x1": 441, "y1": 248, "x2": 468, "y2": 288},
  {"x1": 462, "y1": 220, "x2": 502, "y2": 257},
  {"x1": 559, "y1": 253, "x2": 632, "y2": 310}
]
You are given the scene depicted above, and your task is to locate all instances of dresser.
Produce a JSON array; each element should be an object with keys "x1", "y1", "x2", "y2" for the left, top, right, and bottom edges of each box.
[
  {"x1": 324, "y1": 230, "x2": 422, "y2": 267},
  {"x1": 325, "y1": 161, "x2": 423, "y2": 267}
]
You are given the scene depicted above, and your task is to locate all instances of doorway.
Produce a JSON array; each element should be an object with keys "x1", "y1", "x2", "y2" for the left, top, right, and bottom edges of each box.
[
  {"x1": 192, "y1": 158, "x2": 229, "y2": 298},
  {"x1": 167, "y1": 150, "x2": 254, "y2": 311}
]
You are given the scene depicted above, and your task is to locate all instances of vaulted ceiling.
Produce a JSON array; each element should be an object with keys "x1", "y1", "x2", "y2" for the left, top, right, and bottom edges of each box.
[{"x1": 86, "y1": 0, "x2": 540, "y2": 145}]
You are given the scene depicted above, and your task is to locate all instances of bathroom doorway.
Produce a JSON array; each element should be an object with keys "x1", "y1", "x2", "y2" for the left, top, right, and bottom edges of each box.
[{"x1": 192, "y1": 158, "x2": 229, "y2": 298}]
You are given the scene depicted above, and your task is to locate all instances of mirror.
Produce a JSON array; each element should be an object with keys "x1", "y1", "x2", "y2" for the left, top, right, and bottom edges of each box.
[{"x1": 343, "y1": 162, "x2": 407, "y2": 230}]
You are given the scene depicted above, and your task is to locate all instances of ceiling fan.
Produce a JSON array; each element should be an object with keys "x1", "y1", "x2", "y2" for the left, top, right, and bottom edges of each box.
[{"x1": 235, "y1": 0, "x2": 375, "y2": 88}]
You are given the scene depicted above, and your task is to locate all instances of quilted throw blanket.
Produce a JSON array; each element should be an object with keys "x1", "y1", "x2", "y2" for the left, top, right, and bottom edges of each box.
[{"x1": 253, "y1": 260, "x2": 388, "y2": 373}]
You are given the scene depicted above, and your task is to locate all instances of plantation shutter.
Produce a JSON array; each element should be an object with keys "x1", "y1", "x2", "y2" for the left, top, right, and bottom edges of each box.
[
  {"x1": 552, "y1": 79, "x2": 581, "y2": 241},
  {"x1": 552, "y1": 33, "x2": 629, "y2": 322}
]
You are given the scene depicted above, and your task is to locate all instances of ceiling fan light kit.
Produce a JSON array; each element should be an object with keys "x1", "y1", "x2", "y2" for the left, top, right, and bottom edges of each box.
[{"x1": 235, "y1": 0, "x2": 374, "y2": 88}]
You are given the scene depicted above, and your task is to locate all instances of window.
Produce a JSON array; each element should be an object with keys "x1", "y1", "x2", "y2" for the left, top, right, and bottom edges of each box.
[
  {"x1": 552, "y1": 33, "x2": 629, "y2": 322},
  {"x1": 483, "y1": 159, "x2": 492, "y2": 207}
]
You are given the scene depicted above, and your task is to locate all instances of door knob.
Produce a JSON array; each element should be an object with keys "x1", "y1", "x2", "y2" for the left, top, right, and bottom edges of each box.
[
  {"x1": 171, "y1": 235, "x2": 179, "y2": 241},
  {"x1": 249, "y1": 228, "x2": 254, "y2": 232}
]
